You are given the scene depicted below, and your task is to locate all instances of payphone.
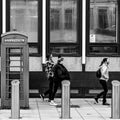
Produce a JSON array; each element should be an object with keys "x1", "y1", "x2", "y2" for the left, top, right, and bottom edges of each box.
[{"x1": 1, "y1": 31, "x2": 29, "y2": 108}]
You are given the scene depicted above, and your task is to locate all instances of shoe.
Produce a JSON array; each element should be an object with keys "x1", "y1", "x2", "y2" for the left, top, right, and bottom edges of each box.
[
  {"x1": 40, "y1": 94, "x2": 44, "y2": 101},
  {"x1": 49, "y1": 100, "x2": 57, "y2": 106},
  {"x1": 103, "y1": 103, "x2": 110, "y2": 105},
  {"x1": 94, "y1": 98, "x2": 98, "y2": 103}
]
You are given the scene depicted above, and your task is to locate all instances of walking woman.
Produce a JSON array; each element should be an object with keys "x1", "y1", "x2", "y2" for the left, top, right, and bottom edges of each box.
[
  {"x1": 40, "y1": 54, "x2": 54, "y2": 103},
  {"x1": 95, "y1": 58, "x2": 110, "y2": 105}
]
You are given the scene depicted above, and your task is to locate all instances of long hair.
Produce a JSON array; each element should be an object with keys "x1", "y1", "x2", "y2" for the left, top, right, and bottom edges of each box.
[{"x1": 99, "y1": 58, "x2": 108, "y2": 66}]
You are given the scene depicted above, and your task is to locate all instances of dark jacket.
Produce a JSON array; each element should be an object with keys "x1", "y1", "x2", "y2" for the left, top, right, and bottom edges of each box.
[{"x1": 53, "y1": 63, "x2": 70, "y2": 82}]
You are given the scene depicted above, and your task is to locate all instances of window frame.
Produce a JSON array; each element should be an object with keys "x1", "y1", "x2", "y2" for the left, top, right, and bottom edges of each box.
[
  {"x1": 86, "y1": 0, "x2": 120, "y2": 57},
  {"x1": 46, "y1": 0, "x2": 82, "y2": 57},
  {"x1": 6, "y1": 0, "x2": 42, "y2": 56}
]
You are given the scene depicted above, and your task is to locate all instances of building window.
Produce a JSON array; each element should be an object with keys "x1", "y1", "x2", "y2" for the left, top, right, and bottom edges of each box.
[
  {"x1": 65, "y1": 9, "x2": 73, "y2": 29},
  {"x1": 7, "y1": 0, "x2": 42, "y2": 55},
  {"x1": 50, "y1": 9, "x2": 60, "y2": 30},
  {"x1": 88, "y1": 0, "x2": 119, "y2": 55},
  {"x1": 48, "y1": 0, "x2": 81, "y2": 55}
]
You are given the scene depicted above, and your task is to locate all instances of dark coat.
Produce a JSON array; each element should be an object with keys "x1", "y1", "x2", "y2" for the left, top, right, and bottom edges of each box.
[{"x1": 53, "y1": 63, "x2": 70, "y2": 82}]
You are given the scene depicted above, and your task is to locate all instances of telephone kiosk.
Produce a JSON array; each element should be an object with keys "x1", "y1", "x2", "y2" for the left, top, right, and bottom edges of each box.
[{"x1": 1, "y1": 31, "x2": 29, "y2": 108}]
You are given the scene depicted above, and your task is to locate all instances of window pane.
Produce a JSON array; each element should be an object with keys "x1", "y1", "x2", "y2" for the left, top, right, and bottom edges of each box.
[
  {"x1": 29, "y1": 47, "x2": 38, "y2": 54},
  {"x1": 90, "y1": 46, "x2": 117, "y2": 54},
  {"x1": 89, "y1": 0, "x2": 117, "y2": 43},
  {"x1": 50, "y1": 46, "x2": 79, "y2": 55},
  {"x1": 50, "y1": 0, "x2": 77, "y2": 43},
  {"x1": 10, "y1": 0, "x2": 38, "y2": 43}
]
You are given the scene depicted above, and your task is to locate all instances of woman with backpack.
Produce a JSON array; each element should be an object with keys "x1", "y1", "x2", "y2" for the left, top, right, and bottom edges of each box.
[{"x1": 95, "y1": 58, "x2": 110, "y2": 105}]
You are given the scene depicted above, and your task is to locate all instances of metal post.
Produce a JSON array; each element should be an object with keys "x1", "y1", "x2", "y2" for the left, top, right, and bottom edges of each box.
[
  {"x1": 11, "y1": 80, "x2": 20, "y2": 119},
  {"x1": 61, "y1": 80, "x2": 70, "y2": 119},
  {"x1": 111, "y1": 80, "x2": 120, "y2": 119}
]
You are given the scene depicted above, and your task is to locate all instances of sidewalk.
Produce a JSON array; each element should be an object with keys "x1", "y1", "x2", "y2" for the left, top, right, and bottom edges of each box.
[{"x1": 0, "y1": 98, "x2": 116, "y2": 120}]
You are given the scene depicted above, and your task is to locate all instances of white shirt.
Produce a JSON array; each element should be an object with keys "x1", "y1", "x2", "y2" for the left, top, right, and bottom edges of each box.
[{"x1": 100, "y1": 63, "x2": 109, "y2": 81}]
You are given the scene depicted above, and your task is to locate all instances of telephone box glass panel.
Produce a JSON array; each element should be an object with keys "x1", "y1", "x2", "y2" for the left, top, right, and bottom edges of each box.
[{"x1": 6, "y1": 47, "x2": 24, "y2": 100}]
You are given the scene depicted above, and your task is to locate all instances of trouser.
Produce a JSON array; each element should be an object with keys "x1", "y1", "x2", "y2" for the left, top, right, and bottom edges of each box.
[
  {"x1": 51, "y1": 80, "x2": 61, "y2": 100},
  {"x1": 44, "y1": 76, "x2": 54, "y2": 100},
  {"x1": 97, "y1": 80, "x2": 108, "y2": 104}
]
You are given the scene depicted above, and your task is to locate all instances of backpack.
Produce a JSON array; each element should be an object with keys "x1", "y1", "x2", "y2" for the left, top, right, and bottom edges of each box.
[
  {"x1": 53, "y1": 63, "x2": 70, "y2": 81},
  {"x1": 96, "y1": 68, "x2": 101, "y2": 78}
]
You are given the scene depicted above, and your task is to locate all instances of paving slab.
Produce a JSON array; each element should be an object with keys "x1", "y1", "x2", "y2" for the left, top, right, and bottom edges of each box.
[{"x1": 0, "y1": 98, "x2": 118, "y2": 120}]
